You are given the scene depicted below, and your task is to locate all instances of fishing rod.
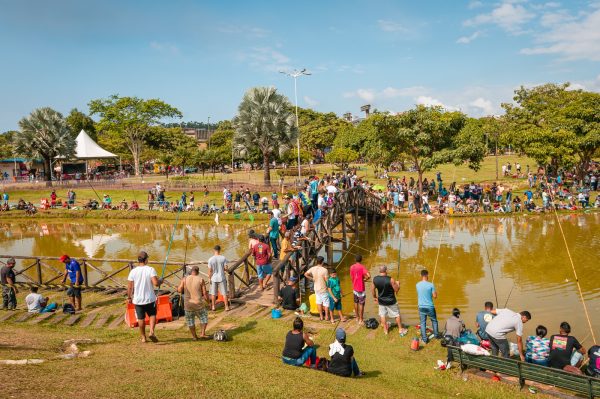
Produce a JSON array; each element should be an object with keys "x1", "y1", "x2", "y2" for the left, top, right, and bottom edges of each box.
[
  {"x1": 503, "y1": 283, "x2": 515, "y2": 308},
  {"x1": 480, "y1": 231, "x2": 499, "y2": 308},
  {"x1": 85, "y1": 178, "x2": 103, "y2": 203},
  {"x1": 175, "y1": 232, "x2": 191, "y2": 320}
]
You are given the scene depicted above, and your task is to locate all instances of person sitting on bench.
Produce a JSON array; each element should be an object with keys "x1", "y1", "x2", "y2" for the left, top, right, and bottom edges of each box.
[{"x1": 548, "y1": 322, "x2": 586, "y2": 371}]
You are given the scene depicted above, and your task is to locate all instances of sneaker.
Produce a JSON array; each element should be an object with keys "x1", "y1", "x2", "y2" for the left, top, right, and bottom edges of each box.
[
  {"x1": 399, "y1": 328, "x2": 409, "y2": 337},
  {"x1": 446, "y1": 361, "x2": 452, "y2": 370},
  {"x1": 422, "y1": 338, "x2": 429, "y2": 345}
]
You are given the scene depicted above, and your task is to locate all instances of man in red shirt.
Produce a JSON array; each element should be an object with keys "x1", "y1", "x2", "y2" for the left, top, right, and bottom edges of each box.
[
  {"x1": 252, "y1": 235, "x2": 272, "y2": 290},
  {"x1": 349, "y1": 255, "x2": 371, "y2": 325}
]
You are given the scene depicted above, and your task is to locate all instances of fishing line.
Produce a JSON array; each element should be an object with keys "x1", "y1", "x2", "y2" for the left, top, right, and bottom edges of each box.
[
  {"x1": 480, "y1": 231, "x2": 499, "y2": 307},
  {"x1": 543, "y1": 178, "x2": 596, "y2": 343},
  {"x1": 503, "y1": 283, "x2": 515, "y2": 308},
  {"x1": 431, "y1": 166, "x2": 456, "y2": 282},
  {"x1": 160, "y1": 207, "x2": 183, "y2": 280}
]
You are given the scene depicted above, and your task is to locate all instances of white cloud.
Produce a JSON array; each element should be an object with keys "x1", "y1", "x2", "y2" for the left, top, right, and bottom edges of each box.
[
  {"x1": 238, "y1": 47, "x2": 290, "y2": 71},
  {"x1": 521, "y1": 8, "x2": 600, "y2": 61},
  {"x1": 416, "y1": 96, "x2": 445, "y2": 107},
  {"x1": 303, "y1": 96, "x2": 319, "y2": 107},
  {"x1": 456, "y1": 31, "x2": 481, "y2": 44},
  {"x1": 381, "y1": 86, "x2": 427, "y2": 98},
  {"x1": 150, "y1": 41, "x2": 180, "y2": 55},
  {"x1": 469, "y1": 97, "x2": 494, "y2": 115},
  {"x1": 570, "y1": 74, "x2": 600, "y2": 92},
  {"x1": 464, "y1": 2, "x2": 535, "y2": 34},
  {"x1": 468, "y1": 1, "x2": 483, "y2": 10},
  {"x1": 356, "y1": 89, "x2": 376, "y2": 102},
  {"x1": 377, "y1": 19, "x2": 408, "y2": 33}
]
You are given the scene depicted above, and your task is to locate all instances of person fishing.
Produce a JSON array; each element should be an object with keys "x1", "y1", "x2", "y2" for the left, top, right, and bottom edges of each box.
[
  {"x1": 177, "y1": 265, "x2": 209, "y2": 340},
  {"x1": 60, "y1": 254, "x2": 84, "y2": 311},
  {"x1": 416, "y1": 269, "x2": 439, "y2": 343},
  {"x1": 281, "y1": 317, "x2": 316, "y2": 367},
  {"x1": 127, "y1": 251, "x2": 162, "y2": 343},
  {"x1": 372, "y1": 265, "x2": 408, "y2": 336}
]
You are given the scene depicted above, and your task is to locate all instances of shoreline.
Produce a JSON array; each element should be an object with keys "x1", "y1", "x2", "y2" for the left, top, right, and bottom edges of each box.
[{"x1": 0, "y1": 207, "x2": 597, "y2": 223}]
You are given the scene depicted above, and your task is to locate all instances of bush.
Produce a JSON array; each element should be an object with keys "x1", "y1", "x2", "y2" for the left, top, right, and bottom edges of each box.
[{"x1": 276, "y1": 168, "x2": 318, "y2": 177}]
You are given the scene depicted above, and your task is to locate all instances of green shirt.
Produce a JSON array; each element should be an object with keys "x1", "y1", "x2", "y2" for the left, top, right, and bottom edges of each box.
[
  {"x1": 328, "y1": 276, "x2": 341, "y2": 299},
  {"x1": 269, "y1": 217, "x2": 279, "y2": 239}
]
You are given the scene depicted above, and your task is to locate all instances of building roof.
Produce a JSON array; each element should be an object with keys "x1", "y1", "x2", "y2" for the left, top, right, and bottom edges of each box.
[{"x1": 58, "y1": 130, "x2": 117, "y2": 159}]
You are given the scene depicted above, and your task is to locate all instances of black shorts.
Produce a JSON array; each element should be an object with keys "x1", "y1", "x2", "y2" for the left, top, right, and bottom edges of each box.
[
  {"x1": 134, "y1": 302, "x2": 157, "y2": 320},
  {"x1": 67, "y1": 286, "x2": 82, "y2": 298}
]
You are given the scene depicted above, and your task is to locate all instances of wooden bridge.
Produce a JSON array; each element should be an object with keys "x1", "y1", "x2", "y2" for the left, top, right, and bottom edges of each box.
[{"x1": 1, "y1": 186, "x2": 386, "y2": 325}]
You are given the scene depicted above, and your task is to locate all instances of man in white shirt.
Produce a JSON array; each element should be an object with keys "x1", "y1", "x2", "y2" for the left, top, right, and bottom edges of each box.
[
  {"x1": 25, "y1": 286, "x2": 50, "y2": 313},
  {"x1": 127, "y1": 251, "x2": 161, "y2": 343},
  {"x1": 208, "y1": 245, "x2": 230, "y2": 311},
  {"x1": 485, "y1": 308, "x2": 531, "y2": 360}
]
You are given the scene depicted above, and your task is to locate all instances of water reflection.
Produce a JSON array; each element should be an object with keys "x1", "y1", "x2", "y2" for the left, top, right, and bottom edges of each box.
[{"x1": 1, "y1": 214, "x2": 598, "y2": 345}]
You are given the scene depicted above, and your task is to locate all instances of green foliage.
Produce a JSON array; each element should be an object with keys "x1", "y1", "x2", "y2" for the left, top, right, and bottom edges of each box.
[
  {"x1": 89, "y1": 95, "x2": 182, "y2": 175},
  {"x1": 376, "y1": 105, "x2": 483, "y2": 190},
  {"x1": 14, "y1": 107, "x2": 76, "y2": 181},
  {"x1": 211, "y1": 120, "x2": 234, "y2": 148},
  {"x1": 0, "y1": 131, "x2": 17, "y2": 159},
  {"x1": 325, "y1": 147, "x2": 359, "y2": 169},
  {"x1": 503, "y1": 83, "x2": 600, "y2": 177},
  {"x1": 280, "y1": 148, "x2": 312, "y2": 165},
  {"x1": 233, "y1": 87, "x2": 297, "y2": 184},
  {"x1": 297, "y1": 108, "x2": 350, "y2": 155},
  {"x1": 65, "y1": 108, "x2": 97, "y2": 141}
]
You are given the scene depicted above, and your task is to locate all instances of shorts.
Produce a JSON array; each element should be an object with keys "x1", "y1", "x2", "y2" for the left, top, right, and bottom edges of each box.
[
  {"x1": 315, "y1": 291, "x2": 330, "y2": 307},
  {"x1": 329, "y1": 297, "x2": 342, "y2": 311},
  {"x1": 134, "y1": 301, "x2": 157, "y2": 320},
  {"x1": 209, "y1": 281, "x2": 228, "y2": 296},
  {"x1": 378, "y1": 303, "x2": 400, "y2": 318},
  {"x1": 353, "y1": 291, "x2": 366, "y2": 305},
  {"x1": 257, "y1": 264, "x2": 272, "y2": 279},
  {"x1": 67, "y1": 286, "x2": 82, "y2": 298},
  {"x1": 184, "y1": 309, "x2": 208, "y2": 326}
]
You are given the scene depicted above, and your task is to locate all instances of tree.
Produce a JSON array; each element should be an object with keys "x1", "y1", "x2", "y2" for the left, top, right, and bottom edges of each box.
[
  {"x1": 89, "y1": 95, "x2": 182, "y2": 176},
  {"x1": 325, "y1": 147, "x2": 359, "y2": 170},
  {"x1": 233, "y1": 87, "x2": 297, "y2": 184},
  {"x1": 376, "y1": 105, "x2": 484, "y2": 193},
  {"x1": 65, "y1": 108, "x2": 97, "y2": 140},
  {"x1": 0, "y1": 131, "x2": 17, "y2": 159},
  {"x1": 297, "y1": 108, "x2": 350, "y2": 157},
  {"x1": 280, "y1": 148, "x2": 312, "y2": 166},
  {"x1": 503, "y1": 83, "x2": 600, "y2": 178},
  {"x1": 157, "y1": 152, "x2": 174, "y2": 179},
  {"x1": 14, "y1": 107, "x2": 76, "y2": 181}
]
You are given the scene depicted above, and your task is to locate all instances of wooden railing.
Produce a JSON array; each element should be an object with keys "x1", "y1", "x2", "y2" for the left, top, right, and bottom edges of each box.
[{"x1": 0, "y1": 255, "x2": 212, "y2": 291}]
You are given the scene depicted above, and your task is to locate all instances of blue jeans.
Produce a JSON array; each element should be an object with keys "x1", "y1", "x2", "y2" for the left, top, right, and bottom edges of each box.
[
  {"x1": 270, "y1": 236, "x2": 279, "y2": 259},
  {"x1": 351, "y1": 358, "x2": 361, "y2": 376},
  {"x1": 419, "y1": 307, "x2": 438, "y2": 341},
  {"x1": 282, "y1": 346, "x2": 316, "y2": 366},
  {"x1": 526, "y1": 357, "x2": 549, "y2": 367}
]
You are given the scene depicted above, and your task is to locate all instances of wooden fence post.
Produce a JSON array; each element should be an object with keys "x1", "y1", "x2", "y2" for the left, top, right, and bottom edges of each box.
[
  {"x1": 82, "y1": 260, "x2": 89, "y2": 287},
  {"x1": 36, "y1": 258, "x2": 42, "y2": 285}
]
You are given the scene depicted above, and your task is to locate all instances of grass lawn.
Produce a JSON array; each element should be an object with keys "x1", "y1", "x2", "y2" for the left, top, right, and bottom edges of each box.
[{"x1": 0, "y1": 312, "x2": 547, "y2": 399}]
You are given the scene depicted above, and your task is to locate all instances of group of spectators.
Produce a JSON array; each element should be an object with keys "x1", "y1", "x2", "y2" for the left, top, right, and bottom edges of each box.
[{"x1": 375, "y1": 170, "x2": 600, "y2": 216}]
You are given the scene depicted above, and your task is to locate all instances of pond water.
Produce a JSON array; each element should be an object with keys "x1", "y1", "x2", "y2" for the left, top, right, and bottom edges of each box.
[{"x1": 1, "y1": 214, "x2": 598, "y2": 345}]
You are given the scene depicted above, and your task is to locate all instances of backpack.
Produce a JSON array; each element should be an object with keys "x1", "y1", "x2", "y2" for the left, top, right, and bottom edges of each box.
[
  {"x1": 170, "y1": 294, "x2": 185, "y2": 318},
  {"x1": 214, "y1": 329, "x2": 228, "y2": 342},
  {"x1": 62, "y1": 303, "x2": 75, "y2": 314},
  {"x1": 365, "y1": 318, "x2": 379, "y2": 329},
  {"x1": 315, "y1": 357, "x2": 329, "y2": 371}
]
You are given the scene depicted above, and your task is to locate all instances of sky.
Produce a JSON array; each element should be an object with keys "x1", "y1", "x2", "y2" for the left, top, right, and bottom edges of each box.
[{"x1": 1, "y1": 0, "x2": 600, "y2": 131}]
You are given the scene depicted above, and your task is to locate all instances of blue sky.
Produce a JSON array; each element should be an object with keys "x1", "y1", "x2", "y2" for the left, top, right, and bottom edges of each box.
[{"x1": 1, "y1": 0, "x2": 599, "y2": 131}]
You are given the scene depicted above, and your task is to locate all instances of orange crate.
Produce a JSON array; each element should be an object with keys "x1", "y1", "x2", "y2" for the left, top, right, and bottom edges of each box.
[{"x1": 124, "y1": 295, "x2": 173, "y2": 328}]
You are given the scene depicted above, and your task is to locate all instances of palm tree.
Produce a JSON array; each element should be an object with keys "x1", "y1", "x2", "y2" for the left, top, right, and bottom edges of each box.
[
  {"x1": 14, "y1": 107, "x2": 76, "y2": 182},
  {"x1": 233, "y1": 87, "x2": 297, "y2": 185}
]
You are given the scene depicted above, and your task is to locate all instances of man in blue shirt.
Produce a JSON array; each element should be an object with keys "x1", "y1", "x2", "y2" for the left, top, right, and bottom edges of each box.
[
  {"x1": 416, "y1": 269, "x2": 438, "y2": 343},
  {"x1": 476, "y1": 301, "x2": 495, "y2": 340},
  {"x1": 309, "y1": 177, "x2": 319, "y2": 210},
  {"x1": 60, "y1": 254, "x2": 84, "y2": 311}
]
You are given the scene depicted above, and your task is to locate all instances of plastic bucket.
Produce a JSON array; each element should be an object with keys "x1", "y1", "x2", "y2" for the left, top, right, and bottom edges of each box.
[{"x1": 271, "y1": 308, "x2": 282, "y2": 319}]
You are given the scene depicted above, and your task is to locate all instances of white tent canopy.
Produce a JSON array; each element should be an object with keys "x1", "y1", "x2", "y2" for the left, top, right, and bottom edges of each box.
[{"x1": 70, "y1": 129, "x2": 117, "y2": 159}]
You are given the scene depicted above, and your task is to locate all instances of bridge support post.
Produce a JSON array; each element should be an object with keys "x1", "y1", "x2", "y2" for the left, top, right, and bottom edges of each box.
[
  {"x1": 341, "y1": 212, "x2": 347, "y2": 250},
  {"x1": 326, "y1": 238, "x2": 334, "y2": 266},
  {"x1": 227, "y1": 272, "x2": 236, "y2": 300},
  {"x1": 354, "y1": 206, "x2": 359, "y2": 240},
  {"x1": 273, "y1": 270, "x2": 280, "y2": 304}
]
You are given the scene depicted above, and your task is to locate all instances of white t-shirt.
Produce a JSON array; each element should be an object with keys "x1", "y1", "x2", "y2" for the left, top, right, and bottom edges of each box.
[
  {"x1": 301, "y1": 219, "x2": 310, "y2": 235},
  {"x1": 485, "y1": 308, "x2": 523, "y2": 340},
  {"x1": 127, "y1": 265, "x2": 158, "y2": 305},
  {"x1": 25, "y1": 293, "x2": 44, "y2": 313},
  {"x1": 208, "y1": 254, "x2": 227, "y2": 283},
  {"x1": 272, "y1": 208, "x2": 281, "y2": 220}
]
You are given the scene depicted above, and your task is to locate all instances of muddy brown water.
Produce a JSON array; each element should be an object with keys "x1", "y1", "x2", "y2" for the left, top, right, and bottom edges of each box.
[{"x1": 1, "y1": 213, "x2": 598, "y2": 345}]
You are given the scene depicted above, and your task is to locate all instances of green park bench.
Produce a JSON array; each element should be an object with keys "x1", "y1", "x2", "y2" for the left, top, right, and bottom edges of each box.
[{"x1": 449, "y1": 346, "x2": 600, "y2": 398}]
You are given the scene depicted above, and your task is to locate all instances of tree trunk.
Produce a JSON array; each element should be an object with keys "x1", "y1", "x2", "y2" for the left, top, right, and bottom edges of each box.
[
  {"x1": 132, "y1": 149, "x2": 140, "y2": 176},
  {"x1": 43, "y1": 156, "x2": 52, "y2": 182},
  {"x1": 263, "y1": 152, "x2": 271, "y2": 186}
]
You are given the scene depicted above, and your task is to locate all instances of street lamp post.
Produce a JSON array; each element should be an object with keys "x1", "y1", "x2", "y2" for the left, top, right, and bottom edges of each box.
[
  {"x1": 207, "y1": 116, "x2": 211, "y2": 149},
  {"x1": 280, "y1": 68, "x2": 311, "y2": 182}
]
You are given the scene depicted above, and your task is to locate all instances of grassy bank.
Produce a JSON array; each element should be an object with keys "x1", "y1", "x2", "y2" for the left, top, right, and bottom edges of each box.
[{"x1": 0, "y1": 314, "x2": 544, "y2": 399}]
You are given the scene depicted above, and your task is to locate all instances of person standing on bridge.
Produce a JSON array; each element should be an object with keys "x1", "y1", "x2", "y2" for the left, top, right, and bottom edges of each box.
[
  {"x1": 208, "y1": 245, "x2": 230, "y2": 311},
  {"x1": 60, "y1": 255, "x2": 84, "y2": 311},
  {"x1": 267, "y1": 211, "x2": 280, "y2": 260},
  {"x1": 252, "y1": 236, "x2": 272, "y2": 291},
  {"x1": 127, "y1": 251, "x2": 162, "y2": 343}
]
